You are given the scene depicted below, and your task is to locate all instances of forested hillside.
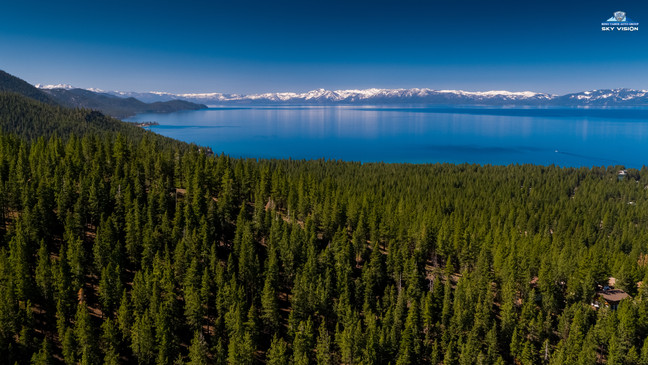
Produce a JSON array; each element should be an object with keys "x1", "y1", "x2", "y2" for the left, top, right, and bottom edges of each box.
[
  {"x1": 0, "y1": 71, "x2": 57, "y2": 105},
  {"x1": 0, "y1": 92, "x2": 185, "y2": 149},
  {"x1": 0, "y1": 70, "x2": 206, "y2": 119},
  {"x1": 1, "y1": 84, "x2": 648, "y2": 364},
  {"x1": 41, "y1": 88, "x2": 206, "y2": 119},
  {"x1": 1, "y1": 109, "x2": 648, "y2": 364}
]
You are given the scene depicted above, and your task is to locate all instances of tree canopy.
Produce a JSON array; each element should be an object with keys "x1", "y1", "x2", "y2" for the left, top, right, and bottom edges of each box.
[{"x1": 0, "y1": 91, "x2": 647, "y2": 364}]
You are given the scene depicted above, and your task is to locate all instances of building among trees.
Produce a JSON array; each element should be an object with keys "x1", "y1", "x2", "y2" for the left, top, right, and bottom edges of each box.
[{"x1": 592, "y1": 277, "x2": 631, "y2": 310}]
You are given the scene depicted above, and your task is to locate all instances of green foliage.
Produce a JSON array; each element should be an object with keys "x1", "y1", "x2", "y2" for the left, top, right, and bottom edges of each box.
[
  {"x1": 0, "y1": 94, "x2": 647, "y2": 363},
  {"x1": 187, "y1": 331, "x2": 209, "y2": 365},
  {"x1": 43, "y1": 88, "x2": 206, "y2": 119},
  {"x1": 30, "y1": 338, "x2": 52, "y2": 365},
  {"x1": 0, "y1": 70, "x2": 56, "y2": 105},
  {"x1": 266, "y1": 335, "x2": 289, "y2": 365}
]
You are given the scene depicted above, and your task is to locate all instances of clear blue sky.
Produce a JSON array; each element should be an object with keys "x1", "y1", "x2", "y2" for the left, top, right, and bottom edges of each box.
[{"x1": 0, "y1": 0, "x2": 646, "y2": 94}]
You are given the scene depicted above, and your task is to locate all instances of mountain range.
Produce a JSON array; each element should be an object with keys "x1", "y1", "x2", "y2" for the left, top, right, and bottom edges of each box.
[
  {"x1": 40, "y1": 87, "x2": 206, "y2": 118},
  {"x1": 0, "y1": 71, "x2": 206, "y2": 119},
  {"x1": 0, "y1": 70, "x2": 58, "y2": 105},
  {"x1": 35, "y1": 84, "x2": 648, "y2": 107}
]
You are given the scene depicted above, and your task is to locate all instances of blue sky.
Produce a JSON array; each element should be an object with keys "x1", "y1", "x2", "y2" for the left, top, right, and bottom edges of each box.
[{"x1": 0, "y1": 0, "x2": 646, "y2": 94}]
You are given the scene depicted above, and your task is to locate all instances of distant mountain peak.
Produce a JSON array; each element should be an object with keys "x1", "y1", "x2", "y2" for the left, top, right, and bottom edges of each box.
[
  {"x1": 86, "y1": 87, "x2": 107, "y2": 93},
  {"x1": 30, "y1": 82, "x2": 648, "y2": 106},
  {"x1": 35, "y1": 83, "x2": 75, "y2": 90}
]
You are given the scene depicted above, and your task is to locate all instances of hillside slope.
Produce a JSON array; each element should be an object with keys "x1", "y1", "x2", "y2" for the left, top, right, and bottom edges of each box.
[
  {"x1": 42, "y1": 87, "x2": 207, "y2": 118},
  {"x1": 0, "y1": 70, "x2": 58, "y2": 105},
  {"x1": 0, "y1": 92, "x2": 191, "y2": 153}
]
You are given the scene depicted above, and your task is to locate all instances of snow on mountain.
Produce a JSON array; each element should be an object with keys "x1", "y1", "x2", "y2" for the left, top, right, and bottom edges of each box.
[
  {"x1": 34, "y1": 84, "x2": 648, "y2": 106},
  {"x1": 35, "y1": 83, "x2": 75, "y2": 90},
  {"x1": 51, "y1": 87, "x2": 554, "y2": 104},
  {"x1": 439, "y1": 90, "x2": 546, "y2": 98},
  {"x1": 86, "y1": 87, "x2": 107, "y2": 93},
  {"x1": 555, "y1": 88, "x2": 648, "y2": 105},
  {"x1": 179, "y1": 88, "x2": 555, "y2": 104}
]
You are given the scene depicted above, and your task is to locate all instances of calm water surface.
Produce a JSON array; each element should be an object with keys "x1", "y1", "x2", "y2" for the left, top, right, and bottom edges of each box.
[{"x1": 126, "y1": 106, "x2": 648, "y2": 167}]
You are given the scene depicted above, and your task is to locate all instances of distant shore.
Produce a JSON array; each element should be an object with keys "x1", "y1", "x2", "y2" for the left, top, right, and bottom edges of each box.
[{"x1": 132, "y1": 121, "x2": 159, "y2": 128}]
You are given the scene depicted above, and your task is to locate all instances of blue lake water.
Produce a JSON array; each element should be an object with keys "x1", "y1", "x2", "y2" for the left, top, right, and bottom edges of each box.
[{"x1": 126, "y1": 106, "x2": 648, "y2": 167}]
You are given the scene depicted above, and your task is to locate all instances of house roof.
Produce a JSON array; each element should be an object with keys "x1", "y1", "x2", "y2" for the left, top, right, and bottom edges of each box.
[{"x1": 598, "y1": 289, "x2": 630, "y2": 303}]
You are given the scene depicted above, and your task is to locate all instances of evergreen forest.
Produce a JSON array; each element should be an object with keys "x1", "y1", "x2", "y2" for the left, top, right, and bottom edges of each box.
[{"x1": 2, "y1": 90, "x2": 648, "y2": 364}]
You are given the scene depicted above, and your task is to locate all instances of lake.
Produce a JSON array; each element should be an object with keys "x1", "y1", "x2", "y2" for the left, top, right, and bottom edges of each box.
[{"x1": 126, "y1": 106, "x2": 648, "y2": 168}]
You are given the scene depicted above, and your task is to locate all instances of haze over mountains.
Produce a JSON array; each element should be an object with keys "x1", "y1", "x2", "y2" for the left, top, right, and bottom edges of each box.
[{"x1": 36, "y1": 83, "x2": 648, "y2": 107}]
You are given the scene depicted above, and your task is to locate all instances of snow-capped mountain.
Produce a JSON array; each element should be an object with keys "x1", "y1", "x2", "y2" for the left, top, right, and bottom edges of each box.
[
  {"x1": 553, "y1": 88, "x2": 648, "y2": 105},
  {"x1": 35, "y1": 83, "x2": 75, "y2": 90},
  {"x1": 34, "y1": 85, "x2": 648, "y2": 106},
  {"x1": 103, "y1": 90, "x2": 234, "y2": 103},
  {"x1": 94, "y1": 88, "x2": 556, "y2": 105}
]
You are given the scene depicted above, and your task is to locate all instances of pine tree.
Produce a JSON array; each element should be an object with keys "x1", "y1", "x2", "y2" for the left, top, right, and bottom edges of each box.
[
  {"x1": 9, "y1": 225, "x2": 33, "y2": 302},
  {"x1": 226, "y1": 304, "x2": 255, "y2": 365},
  {"x1": 117, "y1": 290, "x2": 132, "y2": 340},
  {"x1": 62, "y1": 327, "x2": 76, "y2": 365},
  {"x1": 640, "y1": 336, "x2": 648, "y2": 365},
  {"x1": 184, "y1": 285, "x2": 204, "y2": 333},
  {"x1": 131, "y1": 310, "x2": 155, "y2": 364},
  {"x1": 74, "y1": 303, "x2": 98, "y2": 365},
  {"x1": 101, "y1": 318, "x2": 121, "y2": 365},
  {"x1": 30, "y1": 338, "x2": 52, "y2": 365},
  {"x1": 66, "y1": 236, "x2": 86, "y2": 291},
  {"x1": 266, "y1": 335, "x2": 290, "y2": 365},
  {"x1": 337, "y1": 316, "x2": 363, "y2": 365},
  {"x1": 98, "y1": 263, "x2": 123, "y2": 317},
  {"x1": 292, "y1": 318, "x2": 315, "y2": 365},
  {"x1": 187, "y1": 331, "x2": 209, "y2": 365},
  {"x1": 261, "y1": 249, "x2": 280, "y2": 332},
  {"x1": 316, "y1": 322, "x2": 333, "y2": 365},
  {"x1": 35, "y1": 240, "x2": 51, "y2": 301},
  {"x1": 237, "y1": 222, "x2": 259, "y2": 299}
]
